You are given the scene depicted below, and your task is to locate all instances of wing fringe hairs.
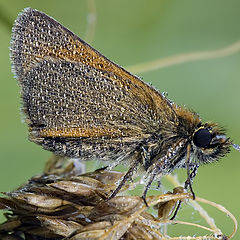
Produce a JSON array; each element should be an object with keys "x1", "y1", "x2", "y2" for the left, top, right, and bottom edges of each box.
[{"x1": 0, "y1": 157, "x2": 237, "y2": 240}]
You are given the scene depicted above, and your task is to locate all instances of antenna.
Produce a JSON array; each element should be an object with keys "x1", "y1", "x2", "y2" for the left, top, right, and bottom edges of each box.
[{"x1": 232, "y1": 143, "x2": 240, "y2": 152}]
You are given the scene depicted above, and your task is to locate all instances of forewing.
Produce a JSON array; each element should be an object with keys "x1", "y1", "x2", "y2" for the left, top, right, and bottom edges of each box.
[{"x1": 10, "y1": 8, "x2": 177, "y2": 157}]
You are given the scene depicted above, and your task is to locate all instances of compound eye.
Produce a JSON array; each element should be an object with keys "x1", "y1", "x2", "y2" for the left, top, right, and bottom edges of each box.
[{"x1": 193, "y1": 129, "x2": 212, "y2": 148}]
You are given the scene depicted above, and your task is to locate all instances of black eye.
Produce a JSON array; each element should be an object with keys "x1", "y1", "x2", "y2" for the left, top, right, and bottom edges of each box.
[{"x1": 193, "y1": 129, "x2": 212, "y2": 148}]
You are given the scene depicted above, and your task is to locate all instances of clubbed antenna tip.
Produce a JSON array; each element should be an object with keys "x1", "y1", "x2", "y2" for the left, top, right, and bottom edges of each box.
[{"x1": 232, "y1": 143, "x2": 240, "y2": 152}]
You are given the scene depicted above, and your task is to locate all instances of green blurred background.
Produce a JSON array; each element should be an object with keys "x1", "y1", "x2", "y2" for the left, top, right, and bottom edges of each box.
[{"x1": 0, "y1": 0, "x2": 239, "y2": 238}]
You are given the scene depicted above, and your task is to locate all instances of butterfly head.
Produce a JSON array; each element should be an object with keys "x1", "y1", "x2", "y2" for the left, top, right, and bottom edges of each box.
[{"x1": 192, "y1": 123, "x2": 232, "y2": 164}]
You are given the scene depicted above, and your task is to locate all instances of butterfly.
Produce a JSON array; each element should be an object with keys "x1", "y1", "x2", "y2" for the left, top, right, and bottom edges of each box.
[{"x1": 10, "y1": 8, "x2": 239, "y2": 204}]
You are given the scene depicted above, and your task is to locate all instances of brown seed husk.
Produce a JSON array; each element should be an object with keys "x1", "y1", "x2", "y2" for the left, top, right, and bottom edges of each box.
[
  {"x1": 0, "y1": 157, "x2": 236, "y2": 239},
  {"x1": 0, "y1": 161, "x2": 189, "y2": 240}
]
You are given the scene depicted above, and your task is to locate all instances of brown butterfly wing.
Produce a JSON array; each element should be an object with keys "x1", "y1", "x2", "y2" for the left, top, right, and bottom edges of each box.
[{"x1": 10, "y1": 8, "x2": 177, "y2": 159}]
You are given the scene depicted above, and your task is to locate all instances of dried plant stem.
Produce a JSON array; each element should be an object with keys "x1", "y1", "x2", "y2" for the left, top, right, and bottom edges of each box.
[
  {"x1": 127, "y1": 40, "x2": 240, "y2": 74},
  {"x1": 196, "y1": 197, "x2": 238, "y2": 239},
  {"x1": 165, "y1": 174, "x2": 221, "y2": 232},
  {"x1": 166, "y1": 236, "x2": 220, "y2": 240},
  {"x1": 0, "y1": 166, "x2": 237, "y2": 239},
  {"x1": 190, "y1": 198, "x2": 222, "y2": 234},
  {"x1": 84, "y1": 0, "x2": 97, "y2": 44},
  {"x1": 165, "y1": 175, "x2": 237, "y2": 239},
  {"x1": 151, "y1": 218, "x2": 221, "y2": 236}
]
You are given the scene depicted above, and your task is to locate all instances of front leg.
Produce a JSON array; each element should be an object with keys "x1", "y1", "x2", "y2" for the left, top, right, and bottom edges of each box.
[
  {"x1": 184, "y1": 163, "x2": 199, "y2": 199},
  {"x1": 142, "y1": 139, "x2": 188, "y2": 206}
]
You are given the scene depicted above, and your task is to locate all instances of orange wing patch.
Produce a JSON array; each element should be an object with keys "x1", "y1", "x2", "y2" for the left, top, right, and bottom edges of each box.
[{"x1": 38, "y1": 127, "x2": 124, "y2": 138}]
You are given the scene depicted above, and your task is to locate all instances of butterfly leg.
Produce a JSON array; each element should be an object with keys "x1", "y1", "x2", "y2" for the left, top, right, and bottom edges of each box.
[
  {"x1": 184, "y1": 163, "x2": 199, "y2": 199},
  {"x1": 170, "y1": 163, "x2": 199, "y2": 220},
  {"x1": 169, "y1": 199, "x2": 182, "y2": 220},
  {"x1": 184, "y1": 144, "x2": 199, "y2": 199},
  {"x1": 108, "y1": 157, "x2": 140, "y2": 200}
]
